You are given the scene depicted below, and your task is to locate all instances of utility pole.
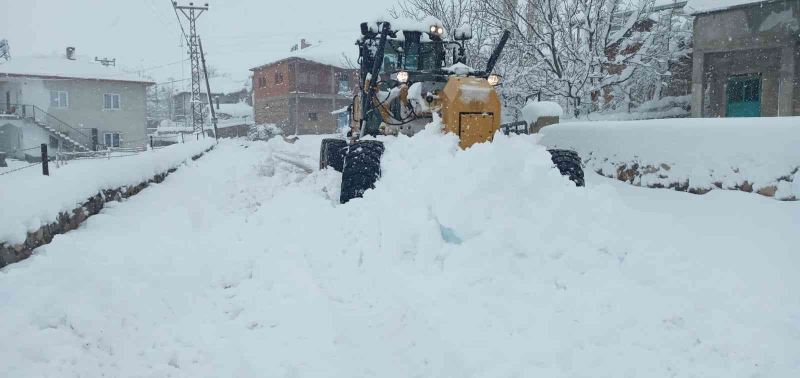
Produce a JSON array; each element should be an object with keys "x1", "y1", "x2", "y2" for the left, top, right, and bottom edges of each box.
[
  {"x1": 198, "y1": 37, "x2": 218, "y2": 140},
  {"x1": 172, "y1": 1, "x2": 208, "y2": 135},
  {"x1": 0, "y1": 39, "x2": 10, "y2": 62}
]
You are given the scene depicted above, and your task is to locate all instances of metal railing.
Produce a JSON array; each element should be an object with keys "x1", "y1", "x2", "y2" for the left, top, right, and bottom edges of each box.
[{"x1": 1, "y1": 103, "x2": 93, "y2": 151}]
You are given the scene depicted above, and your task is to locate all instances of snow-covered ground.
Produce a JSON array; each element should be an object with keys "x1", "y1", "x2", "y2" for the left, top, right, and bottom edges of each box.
[
  {"x1": 540, "y1": 117, "x2": 800, "y2": 199},
  {"x1": 0, "y1": 139, "x2": 215, "y2": 245},
  {"x1": 0, "y1": 132, "x2": 798, "y2": 377}
]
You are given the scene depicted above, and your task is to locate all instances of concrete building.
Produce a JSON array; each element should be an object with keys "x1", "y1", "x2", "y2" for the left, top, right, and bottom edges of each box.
[
  {"x1": 250, "y1": 40, "x2": 358, "y2": 135},
  {"x1": 689, "y1": 0, "x2": 799, "y2": 117},
  {"x1": 0, "y1": 51, "x2": 153, "y2": 158}
]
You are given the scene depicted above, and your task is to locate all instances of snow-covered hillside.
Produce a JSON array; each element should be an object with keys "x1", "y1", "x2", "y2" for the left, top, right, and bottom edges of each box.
[{"x1": 0, "y1": 132, "x2": 797, "y2": 377}]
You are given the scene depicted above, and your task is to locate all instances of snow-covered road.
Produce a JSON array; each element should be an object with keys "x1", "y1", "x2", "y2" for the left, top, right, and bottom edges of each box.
[{"x1": 1, "y1": 134, "x2": 798, "y2": 377}]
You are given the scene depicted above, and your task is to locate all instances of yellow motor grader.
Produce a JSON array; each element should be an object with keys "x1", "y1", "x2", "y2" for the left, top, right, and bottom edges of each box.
[{"x1": 320, "y1": 21, "x2": 583, "y2": 203}]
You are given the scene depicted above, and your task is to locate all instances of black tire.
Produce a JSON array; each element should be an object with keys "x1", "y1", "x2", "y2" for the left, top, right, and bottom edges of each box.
[
  {"x1": 548, "y1": 149, "x2": 585, "y2": 187},
  {"x1": 340, "y1": 140, "x2": 384, "y2": 204},
  {"x1": 320, "y1": 138, "x2": 348, "y2": 172}
]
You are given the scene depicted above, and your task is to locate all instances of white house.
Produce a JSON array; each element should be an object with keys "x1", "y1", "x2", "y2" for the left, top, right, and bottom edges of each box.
[{"x1": 0, "y1": 49, "x2": 153, "y2": 159}]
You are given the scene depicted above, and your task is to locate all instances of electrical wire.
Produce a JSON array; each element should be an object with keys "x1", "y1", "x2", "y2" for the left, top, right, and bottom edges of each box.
[{"x1": 0, "y1": 162, "x2": 41, "y2": 176}]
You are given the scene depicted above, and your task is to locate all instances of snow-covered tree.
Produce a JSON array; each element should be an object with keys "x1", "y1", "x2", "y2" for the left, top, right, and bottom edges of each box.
[
  {"x1": 392, "y1": 0, "x2": 692, "y2": 116},
  {"x1": 146, "y1": 78, "x2": 174, "y2": 125}
]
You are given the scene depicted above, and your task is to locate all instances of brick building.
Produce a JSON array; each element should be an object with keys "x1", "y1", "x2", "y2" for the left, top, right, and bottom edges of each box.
[{"x1": 250, "y1": 42, "x2": 358, "y2": 135}]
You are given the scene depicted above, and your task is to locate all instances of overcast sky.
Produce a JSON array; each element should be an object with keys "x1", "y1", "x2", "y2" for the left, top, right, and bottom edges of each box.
[{"x1": 1, "y1": 0, "x2": 397, "y2": 84}]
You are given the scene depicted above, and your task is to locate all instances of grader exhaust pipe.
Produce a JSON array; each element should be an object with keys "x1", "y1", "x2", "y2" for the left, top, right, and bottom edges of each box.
[
  {"x1": 360, "y1": 22, "x2": 392, "y2": 137},
  {"x1": 482, "y1": 30, "x2": 510, "y2": 76}
]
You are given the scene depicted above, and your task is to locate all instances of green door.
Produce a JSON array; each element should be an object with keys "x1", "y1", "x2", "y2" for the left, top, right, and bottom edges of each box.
[{"x1": 726, "y1": 74, "x2": 761, "y2": 117}]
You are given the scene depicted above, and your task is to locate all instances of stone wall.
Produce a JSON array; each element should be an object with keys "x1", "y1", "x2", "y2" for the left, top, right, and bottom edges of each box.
[
  {"x1": 582, "y1": 153, "x2": 798, "y2": 201},
  {"x1": 0, "y1": 146, "x2": 214, "y2": 268}
]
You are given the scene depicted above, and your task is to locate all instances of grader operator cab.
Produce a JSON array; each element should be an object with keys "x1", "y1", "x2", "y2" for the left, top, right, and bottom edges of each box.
[{"x1": 320, "y1": 21, "x2": 584, "y2": 204}]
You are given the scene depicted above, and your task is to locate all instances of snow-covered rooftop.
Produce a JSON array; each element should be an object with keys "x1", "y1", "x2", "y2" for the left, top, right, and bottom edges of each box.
[
  {"x1": 171, "y1": 75, "x2": 249, "y2": 96},
  {"x1": 685, "y1": 0, "x2": 771, "y2": 14},
  {"x1": 211, "y1": 101, "x2": 253, "y2": 119},
  {"x1": 0, "y1": 55, "x2": 153, "y2": 84},
  {"x1": 251, "y1": 40, "x2": 356, "y2": 71}
]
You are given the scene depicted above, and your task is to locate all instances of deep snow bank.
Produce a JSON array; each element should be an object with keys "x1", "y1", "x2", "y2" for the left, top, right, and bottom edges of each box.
[
  {"x1": 540, "y1": 117, "x2": 800, "y2": 199},
  {"x1": 1, "y1": 135, "x2": 798, "y2": 377},
  {"x1": 0, "y1": 139, "x2": 215, "y2": 244}
]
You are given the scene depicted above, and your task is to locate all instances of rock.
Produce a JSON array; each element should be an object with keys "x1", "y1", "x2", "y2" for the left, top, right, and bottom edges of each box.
[
  {"x1": 642, "y1": 165, "x2": 659, "y2": 175},
  {"x1": 756, "y1": 185, "x2": 777, "y2": 197},
  {"x1": 688, "y1": 187, "x2": 711, "y2": 195},
  {"x1": 617, "y1": 164, "x2": 639, "y2": 183},
  {"x1": 739, "y1": 181, "x2": 753, "y2": 193},
  {"x1": 660, "y1": 163, "x2": 671, "y2": 171}
]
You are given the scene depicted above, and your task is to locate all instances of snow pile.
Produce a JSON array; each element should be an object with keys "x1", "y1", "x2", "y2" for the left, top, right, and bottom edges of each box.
[
  {"x1": 540, "y1": 117, "x2": 800, "y2": 199},
  {"x1": 686, "y1": 0, "x2": 766, "y2": 14},
  {"x1": 521, "y1": 100, "x2": 563, "y2": 125},
  {"x1": 0, "y1": 132, "x2": 798, "y2": 376},
  {"x1": 247, "y1": 123, "x2": 282, "y2": 141},
  {"x1": 576, "y1": 95, "x2": 691, "y2": 121},
  {"x1": 0, "y1": 55, "x2": 151, "y2": 83},
  {"x1": 0, "y1": 139, "x2": 214, "y2": 245},
  {"x1": 210, "y1": 102, "x2": 254, "y2": 129},
  {"x1": 155, "y1": 120, "x2": 194, "y2": 134},
  {"x1": 214, "y1": 102, "x2": 252, "y2": 119},
  {"x1": 442, "y1": 63, "x2": 475, "y2": 75}
]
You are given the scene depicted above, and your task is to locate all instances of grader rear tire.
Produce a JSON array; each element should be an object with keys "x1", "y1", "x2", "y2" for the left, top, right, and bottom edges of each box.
[
  {"x1": 548, "y1": 149, "x2": 585, "y2": 187},
  {"x1": 319, "y1": 138, "x2": 348, "y2": 172},
  {"x1": 340, "y1": 140, "x2": 384, "y2": 204}
]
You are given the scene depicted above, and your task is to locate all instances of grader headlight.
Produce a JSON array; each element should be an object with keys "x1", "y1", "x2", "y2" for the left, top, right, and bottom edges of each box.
[
  {"x1": 396, "y1": 70, "x2": 409, "y2": 83},
  {"x1": 487, "y1": 74, "x2": 502, "y2": 86},
  {"x1": 429, "y1": 25, "x2": 444, "y2": 36}
]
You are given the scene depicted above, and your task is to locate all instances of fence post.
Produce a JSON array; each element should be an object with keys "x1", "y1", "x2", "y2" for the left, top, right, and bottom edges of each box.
[
  {"x1": 181, "y1": 133, "x2": 185, "y2": 144},
  {"x1": 150, "y1": 136, "x2": 154, "y2": 150},
  {"x1": 40, "y1": 144, "x2": 49, "y2": 176}
]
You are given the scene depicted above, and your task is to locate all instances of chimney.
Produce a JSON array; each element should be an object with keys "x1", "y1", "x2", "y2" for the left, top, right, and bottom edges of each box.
[
  {"x1": 66, "y1": 47, "x2": 76, "y2": 60},
  {"x1": 300, "y1": 39, "x2": 311, "y2": 49}
]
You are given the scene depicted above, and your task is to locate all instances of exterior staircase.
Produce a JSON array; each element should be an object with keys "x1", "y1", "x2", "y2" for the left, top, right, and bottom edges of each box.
[{"x1": 1, "y1": 104, "x2": 93, "y2": 152}]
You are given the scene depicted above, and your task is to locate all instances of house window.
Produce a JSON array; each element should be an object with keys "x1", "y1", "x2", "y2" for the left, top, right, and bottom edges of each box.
[
  {"x1": 50, "y1": 91, "x2": 68, "y2": 108},
  {"x1": 308, "y1": 112, "x2": 318, "y2": 121},
  {"x1": 258, "y1": 77, "x2": 267, "y2": 88},
  {"x1": 104, "y1": 132, "x2": 120, "y2": 148},
  {"x1": 338, "y1": 74, "x2": 350, "y2": 93},
  {"x1": 104, "y1": 93, "x2": 121, "y2": 110},
  {"x1": 275, "y1": 72, "x2": 284, "y2": 84}
]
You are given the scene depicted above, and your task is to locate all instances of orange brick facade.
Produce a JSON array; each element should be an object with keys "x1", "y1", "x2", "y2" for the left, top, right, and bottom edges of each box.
[{"x1": 251, "y1": 58, "x2": 358, "y2": 134}]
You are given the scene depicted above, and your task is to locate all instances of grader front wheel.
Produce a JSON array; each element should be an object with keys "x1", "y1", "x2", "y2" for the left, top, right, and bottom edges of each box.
[{"x1": 340, "y1": 140, "x2": 385, "y2": 204}]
